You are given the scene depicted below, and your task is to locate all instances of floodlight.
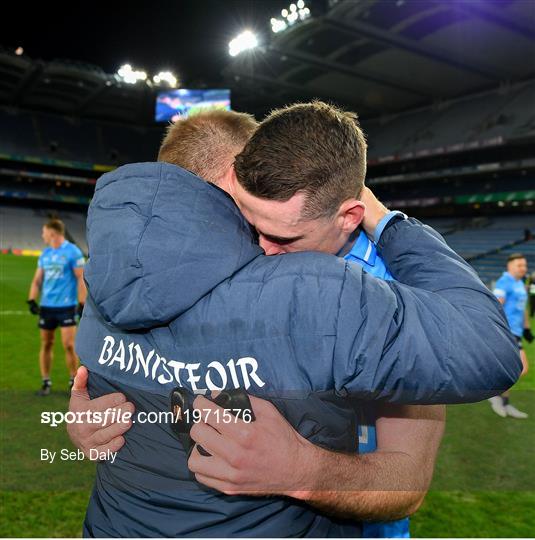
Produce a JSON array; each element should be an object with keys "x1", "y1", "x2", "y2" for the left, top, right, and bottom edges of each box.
[
  {"x1": 153, "y1": 71, "x2": 178, "y2": 87},
  {"x1": 273, "y1": 2, "x2": 311, "y2": 34},
  {"x1": 271, "y1": 18, "x2": 288, "y2": 33},
  {"x1": 229, "y1": 30, "x2": 258, "y2": 57},
  {"x1": 117, "y1": 64, "x2": 147, "y2": 84}
]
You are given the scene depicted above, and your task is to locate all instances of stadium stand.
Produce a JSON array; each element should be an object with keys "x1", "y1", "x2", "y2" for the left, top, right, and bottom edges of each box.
[
  {"x1": 2, "y1": 81, "x2": 532, "y2": 168},
  {"x1": 0, "y1": 205, "x2": 88, "y2": 253},
  {"x1": 100, "y1": 122, "x2": 162, "y2": 164},
  {"x1": 427, "y1": 215, "x2": 535, "y2": 286},
  {"x1": 3, "y1": 83, "x2": 532, "y2": 172},
  {"x1": 364, "y1": 80, "x2": 535, "y2": 161},
  {"x1": 443, "y1": 217, "x2": 531, "y2": 256},
  {"x1": 0, "y1": 108, "x2": 40, "y2": 156},
  {"x1": 0, "y1": 178, "x2": 92, "y2": 198},
  {"x1": 472, "y1": 241, "x2": 535, "y2": 287},
  {"x1": 422, "y1": 218, "x2": 460, "y2": 236},
  {"x1": 378, "y1": 178, "x2": 534, "y2": 204},
  {"x1": 61, "y1": 211, "x2": 88, "y2": 253},
  {"x1": 0, "y1": 106, "x2": 163, "y2": 166},
  {"x1": 35, "y1": 114, "x2": 100, "y2": 163}
]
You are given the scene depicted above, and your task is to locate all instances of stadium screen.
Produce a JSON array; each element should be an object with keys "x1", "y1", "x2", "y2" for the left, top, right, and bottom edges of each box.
[{"x1": 155, "y1": 89, "x2": 231, "y2": 122}]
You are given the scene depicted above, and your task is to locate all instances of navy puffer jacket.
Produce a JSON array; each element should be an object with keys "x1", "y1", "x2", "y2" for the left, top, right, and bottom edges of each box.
[{"x1": 76, "y1": 162, "x2": 520, "y2": 537}]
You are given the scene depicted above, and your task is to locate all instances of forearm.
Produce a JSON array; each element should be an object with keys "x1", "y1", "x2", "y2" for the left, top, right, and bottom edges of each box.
[
  {"x1": 294, "y1": 445, "x2": 428, "y2": 521},
  {"x1": 187, "y1": 399, "x2": 443, "y2": 520},
  {"x1": 78, "y1": 276, "x2": 87, "y2": 304},
  {"x1": 28, "y1": 280, "x2": 41, "y2": 301}
]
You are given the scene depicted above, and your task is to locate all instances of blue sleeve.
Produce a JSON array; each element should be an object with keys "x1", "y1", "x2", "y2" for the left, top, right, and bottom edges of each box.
[
  {"x1": 70, "y1": 245, "x2": 85, "y2": 269},
  {"x1": 493, "y1": 276, "x2": 509, "y2": 300},
  {"x1": 373, "y1": 211, "x2": 407, "y2": 244},
  {"x1": 333, "y1": 218, "x2": 522, "y2": 404}
]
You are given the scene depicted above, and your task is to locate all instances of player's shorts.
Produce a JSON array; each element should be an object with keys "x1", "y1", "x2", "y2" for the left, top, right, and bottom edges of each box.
[
  {"x1": 514, "y1": 335, "x2": 523, "y2": 350},
  {"x1": 39, "y1": 306, "x2": 77, "y2": 330}
]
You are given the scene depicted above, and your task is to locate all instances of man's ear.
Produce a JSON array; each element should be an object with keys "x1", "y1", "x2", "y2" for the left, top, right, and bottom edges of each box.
[
  {"x1": 227, "y1": 166, "x2": 238, "y2": 196},
  {"x1": 338, "y1": 198, "x2": 365, "y2": 234},
  {"x1": 218, "y1": 165, "x2": 237, "y2": 196}
]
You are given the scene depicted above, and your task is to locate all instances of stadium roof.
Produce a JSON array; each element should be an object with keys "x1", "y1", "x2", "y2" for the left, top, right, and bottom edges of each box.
[
  {"x1": 226, "y1": 0, "x2": 535, "y2": 117},
  {"x1": 0, "y1": 0, "x2": 533, "y2": 122}
]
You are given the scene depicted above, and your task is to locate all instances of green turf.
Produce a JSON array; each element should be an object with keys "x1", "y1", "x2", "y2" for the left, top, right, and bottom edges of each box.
[{"x1": 1, "y1": 253, "x2": 534, "y2": 537}]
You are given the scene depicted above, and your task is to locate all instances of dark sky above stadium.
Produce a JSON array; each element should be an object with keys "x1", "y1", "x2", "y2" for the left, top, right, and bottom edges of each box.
[{"x1": 4, "y1": 0, "x2": 325, "y2": 86}]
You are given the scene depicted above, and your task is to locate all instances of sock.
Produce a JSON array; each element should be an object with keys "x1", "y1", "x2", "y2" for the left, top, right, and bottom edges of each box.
[
  {"x1": 502, "y1": 396, "x2": 510, "y2": 406},
  {"x1": 42, "y1": 378, "x2": 51, "y2": 387}
]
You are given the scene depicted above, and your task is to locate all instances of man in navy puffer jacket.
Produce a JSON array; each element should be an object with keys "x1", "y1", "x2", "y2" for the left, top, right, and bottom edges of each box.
[{"x1": 75, "y1": 107, "x2": 520, "y2": 537}]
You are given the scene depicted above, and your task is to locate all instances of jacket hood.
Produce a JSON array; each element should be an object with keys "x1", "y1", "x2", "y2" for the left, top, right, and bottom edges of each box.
[{"x1": 84, "y1": 162, "x2": 262, "y2": 330}]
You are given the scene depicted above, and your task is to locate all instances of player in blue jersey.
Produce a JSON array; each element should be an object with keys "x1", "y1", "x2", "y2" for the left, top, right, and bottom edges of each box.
[
  {"x1": 490, "y1": 253, "x2": 532, "y2": 418},
  {"x1": 188, "y1": 106, "x2": 445, "y2": 532},
  {"x1": 207, "y1": 183, "x2": 442, "y2": 535},
  {"x1": 27, "y1": 219, "x2": 86, "y2": 396},
  {"x1": 344, "y1": 233, "x2": 410, "y2": 538},
  {"x1": 68, "y1": 108, "x2": 445, "y2": 535}
]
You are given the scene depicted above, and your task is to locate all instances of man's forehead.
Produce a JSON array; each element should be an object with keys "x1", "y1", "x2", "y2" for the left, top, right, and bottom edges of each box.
[{"x1": 235, "y1": 182, "x2": 308, "y2": 232}]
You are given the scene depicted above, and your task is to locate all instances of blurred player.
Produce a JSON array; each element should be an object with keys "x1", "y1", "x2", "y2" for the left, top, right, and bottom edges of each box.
[
  {"x1": 27, "y1": 219, "x2": 86, "y2": 396},
  {"x1": 528, "y1": 271, "x2": 535, "y2": 318},
  {"x1": 490, "y1": 253, "x2": 532, "y2": 418}
]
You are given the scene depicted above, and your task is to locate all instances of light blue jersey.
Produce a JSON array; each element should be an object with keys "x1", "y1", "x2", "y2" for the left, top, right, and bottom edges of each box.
[
  {"x1": 345, "y1": 230, "x2": 393, "y2": 281},
  {"x1": 38, "y1": 240, "x2": 85, "y2": 307},
  {"x1": 493, "y1": 272, "x2": 527, "y2": 337},
  {"x1": 344, "y1": 230, "x2": 410, "y2": 539}
]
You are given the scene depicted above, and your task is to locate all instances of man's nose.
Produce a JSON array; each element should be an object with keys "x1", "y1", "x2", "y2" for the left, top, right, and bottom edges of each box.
[{"x1": 259, "y1": 236, "x2": 284, "y2": 256}]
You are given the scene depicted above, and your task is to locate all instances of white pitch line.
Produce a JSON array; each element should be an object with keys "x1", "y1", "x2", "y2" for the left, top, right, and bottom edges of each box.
[{"x1": 0, "y1": 311, "x2": 30, "y2": 315}]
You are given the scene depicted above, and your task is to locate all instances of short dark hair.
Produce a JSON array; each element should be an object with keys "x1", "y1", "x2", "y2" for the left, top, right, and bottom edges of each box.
[
  {"x1": 158, "y1": 109, "x2": 258, "y2": 185},
  {"x1": 234, "y1": 101, "x2": 367, "y2": 219},
  {"x1": 507, "y1": 253, "x2": 526, "y2": 263},
  {"x1": 44, "y1": 219, "x2": 65, "y2": 235}
]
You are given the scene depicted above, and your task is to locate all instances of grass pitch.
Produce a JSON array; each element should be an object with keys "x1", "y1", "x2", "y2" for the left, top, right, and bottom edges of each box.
[{"x1": 1, "y1": 253, "x2": 534, "y2": 537}]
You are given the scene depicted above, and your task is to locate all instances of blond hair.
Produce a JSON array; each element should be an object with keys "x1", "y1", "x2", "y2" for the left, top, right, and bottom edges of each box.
[{"x1": 157, "y1": 109, "x2": 258, "y2": 185}]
